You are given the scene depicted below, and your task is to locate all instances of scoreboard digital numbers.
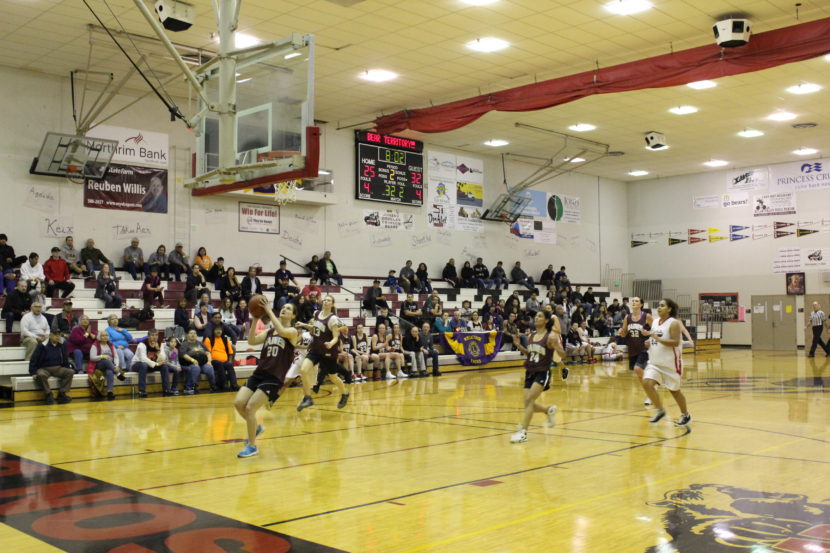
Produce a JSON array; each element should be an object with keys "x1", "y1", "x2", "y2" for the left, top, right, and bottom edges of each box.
[{"x1": 355, "y1": 130, "x2": 424, "y2": 206}]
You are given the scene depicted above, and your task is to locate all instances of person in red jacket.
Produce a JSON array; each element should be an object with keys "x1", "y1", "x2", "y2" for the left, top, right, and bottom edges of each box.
[{"x1": 43, "y1": 247, "x2": 75, "y2": 299}]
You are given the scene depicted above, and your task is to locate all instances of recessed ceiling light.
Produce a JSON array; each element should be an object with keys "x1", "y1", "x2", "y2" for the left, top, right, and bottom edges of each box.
[
  {"x1": 737, "y1": 129, "x2": 764, "y2": 138},
  {"x1": 465, "y1": 37, "x2": 510, "y2": 52},
  {"x1": 628, "y1": 170, "x2": 649, "y2": 176},
  {"x1": 568, "y1": 157, "x2": 586, "y2": 163},
  {"x1": 603, "y1": 0, "x2": 653, "y2": 15},
  {"x1": 359, "y1": 69, "x2": 398, "y2": 82},
  {"x1": 786, "y1": 83, "x2": 822, "y2": 95},
  {"x1": 767, "y1": 111, "x2": 797, "y2": 121},
  {"x1": 793, "y1": 147, "x2": 818, "y2": 156},
  {"x1": 284, "y1": 52, "x2": 302, "y2": 60},
  {"x1": 668, "y1": 105, "x2": 698, "y2": 115},
  {"x1": 687, "y1": 80, "x2": 717, "y2": 90},
  {"x1": 460, "y1": 0, "x2": 498, "y2": 5},
  {"x1": 568, "y1": 123, "x2": 596, "y2": 132},
  {"x1": 484, "y1": 139, "x2": 509, "y2": 147},
  {"x1": 233, "y1": 33, "x2": 260, "y2": 49},
  {"x1": 703, "y1": 159, "x2": 728, "y2": 167}
]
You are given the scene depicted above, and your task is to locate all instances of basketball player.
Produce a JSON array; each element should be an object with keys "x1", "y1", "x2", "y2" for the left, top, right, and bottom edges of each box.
[
  {"x1": 619, "y1": 296, "x2": 653, "y2": 404},
  {"x1": 371, "y1": 323, "x2": 391, "y2": 380},
  {"x1": 509, "y1": 310, "x2": 567, "y2": 443},
  {"x1": 352, "y1": 323, "x2": 376, "y2": 381},
  {"x1": 641, "y1": 298, "x2": 691, "y2": 426},
  {"x1": 284, "y1": 326, "x2": 313, "y2": 388},
  {"x1": 297, "y1": 295, "x2": 352, "y2": 411},
  {"x1": 233, "y1": 301, "x2": 298, "y2": 458}
]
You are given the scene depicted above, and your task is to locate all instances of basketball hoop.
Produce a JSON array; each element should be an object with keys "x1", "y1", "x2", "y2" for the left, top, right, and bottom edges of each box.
[
  {"x1": 274, "y1": 179, "x2": 298, "y2": 206},
  {"x1": 66, "y1": 165, "x2": 86, "y2": 185}
]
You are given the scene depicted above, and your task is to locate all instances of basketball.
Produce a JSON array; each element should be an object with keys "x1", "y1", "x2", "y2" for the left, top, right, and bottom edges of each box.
[{"x1": 248, "y1": 295, "x2": 268, "y2": 318}]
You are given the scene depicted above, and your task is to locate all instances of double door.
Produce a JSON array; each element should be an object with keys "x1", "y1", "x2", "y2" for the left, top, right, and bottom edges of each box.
[{"x1": 751, "y1": 295, "x2": 796, "y2": 350}]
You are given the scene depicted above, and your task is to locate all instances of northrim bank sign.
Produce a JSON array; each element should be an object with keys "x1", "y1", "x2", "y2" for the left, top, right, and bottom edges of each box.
[{"x1": 88, "y1": 125, "x2": 169, "y2": 169}]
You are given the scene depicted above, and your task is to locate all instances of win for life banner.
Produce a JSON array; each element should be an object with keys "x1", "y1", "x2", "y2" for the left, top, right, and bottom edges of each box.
[{"x1": 84, "y1": 164, "x2": 168, "y2": 213}]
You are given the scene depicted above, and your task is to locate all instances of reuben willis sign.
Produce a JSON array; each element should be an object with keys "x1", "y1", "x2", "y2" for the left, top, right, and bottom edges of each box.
[{"x1": 84, "y1": 164, "x2": 168, "y2": 213}]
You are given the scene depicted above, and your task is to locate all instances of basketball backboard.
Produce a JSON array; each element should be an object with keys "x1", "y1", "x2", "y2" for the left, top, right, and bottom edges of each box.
[
  {"x1": 481, "y1": 192, "x2": 532, "y2": 223},
  {"x1": 29, "y1": 132, "x2": 118, "y2": 180}
]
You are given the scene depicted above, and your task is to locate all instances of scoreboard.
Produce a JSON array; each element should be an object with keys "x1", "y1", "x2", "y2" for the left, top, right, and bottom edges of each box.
[{"x1": 355, "y1": 130, "x2": 424, "y2": 206}]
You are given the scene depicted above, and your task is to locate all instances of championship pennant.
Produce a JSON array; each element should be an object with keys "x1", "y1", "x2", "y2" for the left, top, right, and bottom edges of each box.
[
  {"x1": 774, "y1": 230, "x2": 794, "y2": 238},
  {"x1": 668, "y1": 237, "x2": 686, "y2": 246},
  {"x1": 797, "y1": 228, "x2": 819, "y2": 237}
]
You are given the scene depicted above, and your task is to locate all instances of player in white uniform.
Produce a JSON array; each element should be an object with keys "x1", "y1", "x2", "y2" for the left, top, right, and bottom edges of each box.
[
  {"x1": 641, "y1": 298, "x2": 691, "y2": 426},
  {"x1": 285, "y1": 329, "x2": 312, "y2": 382}
]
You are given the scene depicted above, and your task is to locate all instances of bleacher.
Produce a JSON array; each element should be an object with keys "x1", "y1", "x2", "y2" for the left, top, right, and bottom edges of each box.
[{"x1": 0, "y1": 270, "x2": 620, "y2": 404}]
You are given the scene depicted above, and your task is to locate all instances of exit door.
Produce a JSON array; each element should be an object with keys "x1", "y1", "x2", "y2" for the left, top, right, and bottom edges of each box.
[{"x1": 751, "y1": 295, "x2": 797, "y2": 350}]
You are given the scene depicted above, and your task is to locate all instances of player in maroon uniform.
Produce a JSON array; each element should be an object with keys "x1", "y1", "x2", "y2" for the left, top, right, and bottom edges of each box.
[
  {"x1": 618, "y1": 296, "x2": 653, "y2": 405},
  {"x1": 509, "y1": 310, "x2": 566, "y2": 443},
  {"x1": 232, "y1": 301, "x2": 299, "y2": 458}
]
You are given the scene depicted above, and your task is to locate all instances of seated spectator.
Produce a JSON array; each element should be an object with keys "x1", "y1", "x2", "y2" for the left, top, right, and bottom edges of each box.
[
  {"x1": 571, "y1": 305, "x2": 587, "y2": 326},
  {"x1": 44, "y1": 247, "x2": 75, "y2": 299},
  {"x1": 90, "y1": 330, "x2": 125, "y2": 400},
  {"x1": 371, "y1": 323, "x2": 391, "y2": 379},
  {"x1": 526, "y1": 292, "x2": 541, "y2": 316},
  {"x1": 80, "y1": 238, "x2": 113, "y2": 278},
  {"x1": 578, "y1": 321, "x2": 598, "y2": 363},
  {"x1": 403, "y1": 326, "x2": 427, "y2": 377},
  {"x1": 511, "y1": 261, "x2": 536, "y2": 291},
  {"x1": 241, "y1": 266, "x2": 263, "y2": 301},
  {"x1": 146, "y1": 245, "x2": 170, "y2": 281},
  {"x1": 59, "y1": 236, "x2": 87, "y2": 279},
  {"x1": 29, "y1": 328, "x2": 74, "y2": 404},
  {"x1": 317, "y1": 251, "x2": 343, "y2": 285},
  {"x1": 194, "y1": 247, "x2": 212, "y2": 273},
  {"x1": 400, "y1": 293, "x2": 423, "y2": 327},
  {"x1": 0, "y1": 263, "x2": 14, "y2": 296},
  {"x1": 420, "y1": 322, "x2": 441, "y2": 376},
  {"x1": 0, "y1": 234, "x2": 29, "y2": 284},
  {"x1": 95, "y1": 264, "x2": 122, "y2": 308},
  {"x1": 218, "y1": 297, "x2": 242, "y2": 342},
  {"x1": 591, "y1": 304, "x2": 610, "y2": 337},
  {"x1": 122, "y1": 238, "x2": 145, "y2": 280},
  {"x1": 480, "y1": 295, "x2": 495, "y2": 317},
  {"x1": 416, "y1": 263, "x2": 432, "y2": 293},
  {"x1": 185, "y1": 264, "x2": 209, "y2": 305},
  {"x1": 297, "y1": 294, "x2": 316, "y2": 323},
  {"x1": 540, "y1": 264, "x2": 555, "y2": 288},
  {"x1": 375, "y1": 306, "x2": 393, "y2": 333},
  {"x1": 174, "y1": 298, "x2": 191, "y2": 334},
  {"x1": 51, "y1": 300, "x2": 77, "y2": 340},
  {"x1": 490, "y1": 261, "x2": 509, "y2": 290},
  {"x1": 504, "y1": 290, "x2": 521, "y2": 316},
  {"x1": 204, "y1": 325, "x2": 237, "y2": 391},
  {"x1": 20, "y1": 252, "x2": 45, "y2": 299},
  {"x1": 219, "y1": 267, "x2": 243, "y2": 304},
  {"x1": 442, "y1": 258, "x2": 459, "y2": 288},
  {"x1": 274, "y1": 259, "x2": 298, "y2": 288},
  {"x1": 608, "y1": 298, "x2": 622, "y2": 315},
  {"x1": 141, "y1": 266, "x2": 165, "y2": 308},
  {"x1": 459, "y1": 261, "x2": 475, "y2": 288},
  {"x1": 363, "y1": 279, "x2": 389, "y2": 316},
  {"x1": 179, "y1": 329, "x2": 216, "y2": 393},
  {"x1": 169, "y1": 242, "x2": 191, "y2": 282},
  {"x1": 554, "y1": 266, "x2": 569, "y2": 289},
  {"x1": 105, "y1": 314, "x2": 135, "y2": 369},
  {"x1": 30, "y1": 283, "x2": 55, "y2": 328},
  {"x1": 130, "y1": 328, "x2": 170, "y2": 398},
  {"x1": 21, "y1": 301, "x2": 50, "y2": 360},
  {"x1": 3, "y1": 280, "x2": 31, "y2": 332},
  {"x1": 305, "y1": 254, "x2": 320, "y2": 280},
  {"x1": 161, "y1": 336, "x2": 183, "y2": 395},
  {"x1": 235, "y1": 299, "x2": 251, "y2": 335},
  {"x1": 502, "y1": 311, "x2": 526, "y2": 349},
  {"x1": 194, "y1": 303, "x2": 211, "y2": 337},
  {"x1": 565, "y1": 322, "x2": 590, "y2": 364},
  {"x1": 448, "y1": 311, "x2": 465, "y2": 331},
  {"x1": 384, "y1": 270, "x2": 403, "y2": 293},
  {"x1": 423, "y1": 290, "x2": 442, "y2": 323},
  {"x1": 198, "y1": 292, "x2": 214, "y2": 314},
  {"x1": 67, "y1": 315, "x2": 96, "y2": 373},
  {"x1": 433, "y1": 312, "x2": 452, "y2": 334},
  {"x1": 300, "y1": 277, "x2": 321, "y2": 299},
  {"x1": 399, "y1": 260, "x2": 420, "y2": 294},
  {"x1": 207, "y1": 256, "x2": 226, "y2": 286},
  {"x1": 555, "y1": 304, "x2": 571, "y2": 333},
  {"x1": 467, "y1": 311, "x2": 484, "y2": 331},
  {"x1": 583, "y1": 286, "x2": 596, "y2": 314},
  {"x1": 387, "y1": 324, "x2": 407, "y2": 378},
  {"x1": 272, "y1": 276, "x2": 298, "y2": 309},
  {"x1": 472, "y1": 258, "x2": 493, "y2": 290}
]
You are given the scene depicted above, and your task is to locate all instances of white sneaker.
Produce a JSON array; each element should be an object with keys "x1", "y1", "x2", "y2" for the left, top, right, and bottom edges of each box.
[
  {"x1": 545, "y1": 405, "x2": 558, "y2": 428},
  {"x1": 509, "y1": 428, "x2": 528, "y2": 443},
  {"x1": 385, "y1": 372, "x2": 396, "y2": 380},
  {"x1": 396, "y1": 371, "x2": 408, "y2": 379},
  {"x1": 643, "y1": 397, "x2": 653, "y2": 406}
]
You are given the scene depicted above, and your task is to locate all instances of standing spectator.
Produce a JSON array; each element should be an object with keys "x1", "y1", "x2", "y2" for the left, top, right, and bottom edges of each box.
[
  {"x1": 442, "y1": 258, "x2": 459, "y2": 288},
  {"x1": 400, "y1": 293, "x2": 423, "y2": 327},
  {"x1": 317, "y1": 251, "x2": 343, "y2": 285},
  {"x1": 59, "y1": 236, "x2": 87, "y2": 278},
  {"x1": 95, "y1": 264, "x2": 122, "y2": 308},
  {"x1": 540, "y1": 264, "x2": 555, "y2": 288},
  {"x1": 146, "y1": 245, "x2": 170, "y2": 281},
  {"x1": 207, "y1": 256, "x2": 226, "y2": 286},
  {"x1": 460, "y1": 261, "x2": 475, "y2": 288},
  {"x1": 274, "y1": 259, "x2": 298, "y2": 288},
  {"x1": 420, "y1": 321, "x2": 441, "y2": 376},
  {"x1": 20, "y1": 252, "x2": 46, "y2": 299},
  {"x1": 21, "y1": 301, "x2": 50, "y2": 360},
  {"x1": 241, "y1": 266, "x2": 263, "y2": 301},
  {"x1": 554, "y1": 266, "x2": 569, "y2": 289},
  {"x1": 168, "y1": 242, "x2": 190, "y2": 282},
  {"x1": 122, "y1": 238, "x2": 145, "y2": 280},
  {"x1": 416, "y1": 263, "x2": 432, "y2": 293},
  {"x1": 362, "y1": 280, "x2": 389, "y2": 315},
  {"x1": 194, "y1": 247, "x2": 213, "y2": 273},
  {"x1": 399, "y1": 260, "x2": 419, "y2": 293},
  {"x1": 43, "y1": 247, "x2": 75, "y2": 299},
  {"x1": 219, "y1": 267, "x2": 243, "y2": 304},
  {"x1": 490, "y1": 261, "x2": 509, "y2": 290},
  {"x1": 3, "y1": 280, "x2": 31, "y2": 332},
  {"x1": 403, "y1": 326, "x2": 427, "y2": 377},
  {"x1": 384, "y1": 270, "x2": 403, "y2": 293},
  {"x1": 174, "y1": 298, "x2": 191, "y2": 334},
  {"x1": 89, "y1": 330, "x2": 123, "y2": 401},
  {"x1": 29, "y1": 329, "x2": 74, "y2": 405},
  {"x1": 51, "y1": 300, "x2": 77, "y2": 339},
  {"x1": 80, "y1": 238, "x2": 112, "y2": 278},
  {"x1": 300, "y1": 277, "x2": 321, "y2": 299},
  {"x1": 105, "y1": 314, "x2": 134, "y2": 369},
  {"x1": 511, "y1": 261, "x2": 536, "y2": 291},
  {"x1": 185, "y1": 264, "x2": 209, "y2": 305},
  {"x1": 472, "y1": 258, "x2": 493, "y2": 290},
  {"x1": 141, "y1": 266, "x2": 165, "y2": 308},
  {"x1": 204, "y1": 325, "x2": 237, "y2": 391}
]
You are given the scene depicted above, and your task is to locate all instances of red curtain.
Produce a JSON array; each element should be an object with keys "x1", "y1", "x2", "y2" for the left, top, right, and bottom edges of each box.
[{"x1": 375, "y1": 17, "x2": 830, "y2": 135}]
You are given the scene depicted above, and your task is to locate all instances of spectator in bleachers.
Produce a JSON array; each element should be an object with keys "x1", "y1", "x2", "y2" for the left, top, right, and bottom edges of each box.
[
  {"x1": 30, "y1": 283, "x2": 56, "y2": 329},
  {"x1": 608, "y1": 298, "x2": 621, "y2": 315},
  {"x1": 317, "y1": 251, "x2": 343, "y2": 285},
  {"x1": 526, "y1": 292, "x2": 541, "y2": 317},
  {"x1": 371, "y1": 323, "x2": 391, "y2": 379},
  {"x1": 20, "y1": 252, "x2": 45, "y2": 299},
  {"x1": 185, "y1": 264, "x2": 209, "y2": 306},
  {"x1": 44, "y1": 247, "x2": 75, "y2": 299},
  {"x1": 304, "y1": 254, "x2": 320, "y2": 280},
  {"x1": 105, "y1": 314, "x2": 135, "y2": 369},
  {"x1": 449, "y1": 311, "x2": 465, "y2": 332},
  {"x1": 122, "y1": 238, "x2": 145, "y2": 280},
  {"x1": 423, "y1": 290, "x2": 442, "y2": 324},
  {"x1": 472, "y1": 258, "x2": 493, "y2": 290},
  {"x1": 146, "y1": 245, "x2": 170, "y2": 281},
  {"x1": 207, "y1": 256, "x2": 226, "y2": 286},
  {"x1": 458, "y1": 299, "x2": 474, "y2": 321},
  {"x1": 90, "y1": 330, "x2": 122, "y2": 401},
  {"x1": 384, "y1": 270, "x2": 403, "y2": 293},
  {"x1": 0, "y1": 264, "x2": 14, "y2": 295},
  {"x1": 218, "y1": 298, "x2": 242, "y2": 343},
  {"x1": 95, "y1": 264, "x2": 122, "y2": 308},
  {"x1": 80, "y1": 239, "x2": 113, "y2": 279},
  {"x1": 403, "y1": 326, "x2": 428, "y2": 377},
  {"x1": 583, "y1": 286, "x2": 596, "y2": 314},
  {"x1": 0, "y1": 233, "x2": 28, "y2": 273},
  {"x1": 491, "y1": 308, "x2": 504, "y2": 331},
  {"x1": 502, "y1": 311, "x2": 525, "y2": 349},
  {"x1": 540, "y1": 264, "x2": 555, "y2": 288},
  {"x1": 565, "y1": 322, "x2": 591, "y2": 364},
  {"x1": 591, "y1": 304, "x2": 610, "y2": 337},
  {"x1": 442, "y1": 258, "x2": 459, "y2": 288},
  {"x1": 578, "y1": 321, "x2": 598, "y2": 362},
  {"x1": 433, "y1": 312, "x2": 452, "y2": 334},
  {"x1": 179, "y1": 329, "x2": 216, "y2": 394},
  {"x1": 194, "y1": 304, "x2": 210, "y2": 337},
  {"x1": 570, "y1": 285, "x2": 583, "y2": 307},
  {"x1": 352, "y1": 324, "x2": 376, "y2": 380},
  {"x1": 51, "y1": 300, "x2": 77, "y2": 339},
  {"x1": 194, "y1": 247, "x2": 212, "y2": 273},
  {"x1": 297, "y1": 294, "x2": 316, "y2": 323},
  {"x1": 21, "y1": 301, "x2": 50, "y2": 360},
  {"x1": 300, "y1": 276, "x2": 321, "y2": 299},
  {"x1": 554, "y1": 266, "x2": 569, "y2": 289},
  {"x1": 141, "y1": 266, "x2": 165, "y2": 308},
  {"x1": 480, "y1": 296, "x2": 495, "y2": 317},
  {"x1": 198, "y1": 292, "x2": 214, "y2": 314},
  {"x1": 511, "y1": 261, "x2": 536, "y2": 291},
  {"x1": 399, "y1": 260, "x2": 419, "y2": 293},
  {"x1": 29, "y1": 328, "x2": 74, "y2": 405},
  {"x1": 416, "y1": 262, "x2": 432, "y2": 293},
  {"x1": 219, "y1": 267, "x2": 243, "y2": 304},
  {"x1": 174, "y1": 298, "x2": 191, "y2": 334},
  {"x1": 460, "y1": 261, "x2": 475, "y2": 288},
  {"x1": 388, "y1": 324, "x2": 408, "y2": 378},
  {"x1": 131, "y1": 328, "x2": 166, "y2": 398},
  {"x1": 241, "y1": 266, "x2": 263, "y2": 301},
  {"x1": 161, "y1": 336, "x2": 183, "y2": 395},
  {"x1": 273, "y1": 275, "x2": 298, "y2": 309},
  {"x1": 504, "y1": 290, "x2": 521, "y2": 316},
  {"x1": 362, "y1": 279, "x2": 388, "y2": 316},
  {"x1": 621, "y1": 297, "x2": 631, "y2": 315},
  {"x1": 59, "y1": 236, "x2": 87, "y2": 279},
  {"x1": 467, "y1": 311, "x2": 484, "y2": 331},
  {"x1": 571, "y1": 305, "x2": 587, "y2": 326},
  {"x1": 420, "y1": 321, "x2": 441, "y2": 376},
  {"x1": 169, "y1": 243, "x2": 191, "y2": 282},
  {"x1": 555, "y1": 304, "x2": 571, "y2": 333},
  {"x1": 375, "y1": 306, "x2": 393, "y2": 333},
  {"x1": 235, "y1": 299, "x2": 251, "y2": 335},
  {"x1": 400, "y1": 293, "x2": 423, "y2": 327},
  {"x1": 67, "y1": 315, "x2": 95, "y2": 373},
  {"x1": 205, "y1": 325, "x2": 237, "y2": 391},
  {"x1": 274, "y1": 259, "x2": 298, "y2": 288},
  {"x1": 490, "y1": 261, "x2": 509, "y2": 290}
]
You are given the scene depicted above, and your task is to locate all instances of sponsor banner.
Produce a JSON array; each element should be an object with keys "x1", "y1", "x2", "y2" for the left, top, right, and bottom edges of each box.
[
  {"x1": 456, "y1": 181, "x2": 484, "y2": 207},
  {"x1": 548, "y1": 194, "x2": 581, "y2": 223},
  {"x1": 87, "y1": 124, "x2": 169, "y2": 168},
  {"x1": 727, "y1": 167, "x2": 769, "y2": 191},
  {"x1": 455, "y1": 155, "x2": 484, "y2": 184},
  {"x1": 769, "y1": 158, "x2": 830, "y2": 193},
  {"x1": 533, "y1": 219, "x2": 556, "y2": 244},
  {"x1": 363, "y1": 209, "x2": 414, "y2": 230},
  {"x1": 238, "y1": 202, "x2": 279, "y2": 234},
  {"x1": 693, "y1": 195, "x2": 720, "y2": 209},
  {"x1": 802, "y1": 247, "x2": 828, "y2": 269},
  {"x1": 772, "y1": 247, "x2": 801, "y2": 273},
  {"x1": 427, "y1": 150, "x2": 457, "y2": 179},
  {"x1": 721, "y1": 192, "x2": 749, "y2": 208},
  {"x1": 510, "y1": 217, "x2": 534, "y2": 239},
  {"x1": 517, "y1": 189, "x2": 548, "y2": 217},
  {"x1": 84, "y1": 164, "x2": 168, "y2": 213},
  {"x1": 753, "y1": 193, "x2": 796, "y2": 217},
  {"x1": 427, "y1": 203, "x2": 455, "y2": 229},
  {"x1": 441, "y1": 331, "x2": 502, "y2": 366},
  {"x1": 428, "y1": 176, "x2": 455, "y2": 204},
  {"x1": 455, "y1": 206, "x2": 483, "y2": 232}
]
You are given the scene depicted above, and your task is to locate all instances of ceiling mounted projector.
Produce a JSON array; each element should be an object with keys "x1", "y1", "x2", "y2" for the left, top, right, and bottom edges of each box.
[
  {"x1": 713, "y1": 18, "x2": 751, "y2": 47},
  {"x1": 155, "y1": 0, "x2": 194, "y2": 32},
  {"x1": 644, "y1": 131, "x2": 668, "y2": 150}
]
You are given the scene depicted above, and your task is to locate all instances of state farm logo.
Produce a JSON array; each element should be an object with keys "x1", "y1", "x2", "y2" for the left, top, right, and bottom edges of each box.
[{"x1": 124, "y1": 132, "x2": 145, "y2": 145}]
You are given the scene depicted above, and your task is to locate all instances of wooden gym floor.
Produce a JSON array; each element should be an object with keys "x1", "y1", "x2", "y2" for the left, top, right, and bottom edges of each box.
[{"x1": 0, "y1": 349, "x2": 828, "y2": 553}]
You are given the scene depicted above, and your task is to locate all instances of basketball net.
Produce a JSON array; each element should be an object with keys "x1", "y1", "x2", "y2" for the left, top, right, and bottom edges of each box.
[
  {"x1": 274, "y1": 179, "x2": 299, "y2": 206},
  {"x1": 66, "y1": 165, "x2": 86, "y2": 185}
]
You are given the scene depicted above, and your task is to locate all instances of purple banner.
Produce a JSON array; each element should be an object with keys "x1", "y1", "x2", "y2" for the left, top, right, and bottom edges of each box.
[{"x1": 441, "y1": 331, "x2": 503, "y2": 366}]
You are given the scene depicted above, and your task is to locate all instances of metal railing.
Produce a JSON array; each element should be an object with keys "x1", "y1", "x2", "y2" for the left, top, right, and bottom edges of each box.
[{"x1": 279, "y1": 254, "x2": 358, "y2": 296}]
